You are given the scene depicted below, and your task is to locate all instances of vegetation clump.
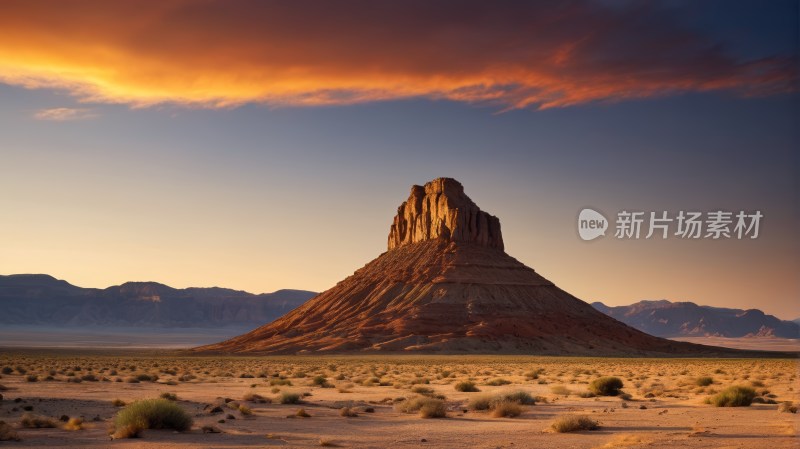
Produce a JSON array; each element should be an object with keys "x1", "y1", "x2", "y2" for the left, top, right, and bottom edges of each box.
[
  {"x1": 705, "y1": 386, "x2": 757, "y2": 407},
  {"x1": 550, "y1": 414, "x2": 599, "y2": 433},
  {"x1": 588, "y1": 377, "x2": 624, "y2": 396},
  {"x1": 19, "y1": 412, "x2": 58, "y2": 428},
  {"x1": 113, "y1": 398, "x2": 193, "y2": 433},
  {"x1": 454, "y1": 381, "x2": 479, "y2": 392},
  {"x1": 277, "y1": 392, "x2": 301, "y2": 404},
  {"x1": 695, "y1": 377, "x2": 714, "y2": 387}
]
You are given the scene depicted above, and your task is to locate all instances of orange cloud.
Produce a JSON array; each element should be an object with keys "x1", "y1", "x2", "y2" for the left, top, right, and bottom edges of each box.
[
  {"x1": 0, "y1": 1, "x2": 794, "y2": 111},
  {"x1": 32, "y1": 108, "x2": 98, "y2": 121}
]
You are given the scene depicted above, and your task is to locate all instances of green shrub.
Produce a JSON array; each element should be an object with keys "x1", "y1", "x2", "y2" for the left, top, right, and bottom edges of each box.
[
  {"x1": 695, "y1": 377, "x2": 713, "y2": 387},
  {"x1": 114, "y1": 398, "x2": 193, "y2": 432},
  {"x1": 238, "y1": 405, "x2": 252, "y2": 415},
  {"x1": 411, "y1": 386, "x2": 434, "y2": 396},
  {"x1": 454, "y1": 381, "x2": 479, "y2": 392},
  {"x1": 297, "y1": 408, "x2": 311, "y2": 417},
  {"x1": 707, "y1": 386, "x2": 757, "y2": 407},
  {"x1": 550, "y1": 414, "x2": 599, "y2": 433},
  {"x1": 486, "y1": 378, "x2": 511, "y2": 386},
  {"x1": 270, "y1": 379, "x2": 293, "y2": 386},
  {"x1": 312, "y1": 376, "x2": 333, "y2": 388},
  {"x1": 588, "y1": 377, "x2": 624, "y2": 396}
]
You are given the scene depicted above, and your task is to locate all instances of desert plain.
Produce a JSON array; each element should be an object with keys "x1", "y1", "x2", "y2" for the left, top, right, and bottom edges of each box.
[{"x1": 0, "y1": 349, "x2": 797, "y2": 448}]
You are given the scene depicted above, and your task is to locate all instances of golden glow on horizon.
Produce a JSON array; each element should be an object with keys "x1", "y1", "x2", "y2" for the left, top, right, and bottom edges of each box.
[{"x1": 0, "y1": 1, "x2": 793, "y2": 111}]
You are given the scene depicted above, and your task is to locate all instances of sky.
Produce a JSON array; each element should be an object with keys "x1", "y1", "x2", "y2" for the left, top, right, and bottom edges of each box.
[{"x1": 1, "y1": 0, "x2": 798, "y2": 319}]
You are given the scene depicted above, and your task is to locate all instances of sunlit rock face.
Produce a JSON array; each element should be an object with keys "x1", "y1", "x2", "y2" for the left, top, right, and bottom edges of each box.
[{"x1": 388, "y1": 178, "x2": 503, "y2": 251}]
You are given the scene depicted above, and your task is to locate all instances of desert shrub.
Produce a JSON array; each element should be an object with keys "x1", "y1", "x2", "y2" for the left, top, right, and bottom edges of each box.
[
  {"x1": 411, "y1": 386, "x2": 434, "y2": 396},
  {"x1": 708, "y1": 386, "x2": 757, "y2": 407},
  {"x1": 361, "y1": 377, "x2": 381, "y2": 387},
  {"x1": 159, "y1": 392, "x2": 178, "y2": 401},
  {"x1": 227, "y1": 401, "x2": 240, "y2": 410},
  {"x1": 751, "y1": 380, "x2": 765, "y2": 388},
  {"x1": 491, "y1": 400, "x2": 523, "y2": 418},
  {"x1": 334, "y1": 373, "x2": 345, "y2": 380},
  {"x1": 15, "y1": 366, "x2": 27, "y2": 375},
  {"x1": 589, "y1": 377, "x2": 624, "y2": 396},
  {"x1": 0, "y1": 367, "x2": 11, "y2": 375},
  {"x1": 550, "y1": 414, "x2": 599, "y2": 433},
  {"x1": 60, "y1": 415, "x2": 70, "y2": 421},
  {"x1": 19, "y1": 412, "x2": 58, "y2": 428},
  {"x1": 0, "y1": 422, "x2": 20, "y2": 441},
  {"x1": 486, "y1": 378, "x2": 511, "y2": 386},
  {"x1": 277, "y1": 392, "x2": 301, "y2": 404},
  {"x1": 25, "y1": 374, "x2": 38, "y2": 382},
  {"x1": 201, "y1": 425, "x2": 220, "y2": 433},
  {"x1": 419, "y1": 398, "x2": 446, "y2": 418},
  {"x1": 778, "y1": 402, "x2": 797, "y2": 413},
  {"x1": 136, "y1": 374, "x2": 152, "y2": 382},
  {"x1": 239, "y1": 405, "x2": 252, "y2": 415},
  {"x1": 242, "y1": 392, "x2": 264, "y2": 402},
  {"x1": 454, "y1": 381, "x2": 479, "y2": 392},
  {"x1": 502, "y1": 391, "x2": 536, "y2": 405},
  {"x1": 270, "y1": 379, "x2": 293, "y2": 386},
  {"x1": 340, "y1": 407, "x2": 358, "y2": 417},
  {"x1": 468, "y1": 393, "x2": 495, "y2": 411},
  {"x1": 319, "y1": 439, "x2": 335, "y2": 446},
  {"x1": 22, "y1": 405, "x2": 33, "y2": 411},
  {"x1": 297, "y1": 408, "x2": 311, "y2": 417},
  {"x1": 550, "y1": 385, "x2": 572, "y2": 395},
  {"x1": 239, "y1": 373, "x2": 254, "y2": 378},
  {"x1": 114, "y1": 398, "x2": 193, "y2": 432},
  {"x1": 112, "y1": 399, "x2": 126, "y2": 407},
  {"x1": 578, "y1": 391, "x2": 596, "y2": 398},
  {"x1": 695, "y1": 377, "x2": 714, "y2": 387},
  {"x1": 312, "y1": 376, "x2": 333, "y2": 388},
  {"x1": 64, "y1": 418, "x2": 86, "y2": 430},
  {"x1": 409, "y1": 377, "x2": 430, "y2": 385},
  {"x1": 124, "y1": 377, "x2": 140, "y2": 384}
]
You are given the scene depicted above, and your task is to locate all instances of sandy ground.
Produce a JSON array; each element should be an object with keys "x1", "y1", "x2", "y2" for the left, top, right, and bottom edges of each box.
[{"x1": 0, "y1": 352, "x2": 797, "y2": 448}]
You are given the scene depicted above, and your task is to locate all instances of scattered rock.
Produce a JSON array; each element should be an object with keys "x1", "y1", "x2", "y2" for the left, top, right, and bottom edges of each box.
[{"x1": 225, "y1": 414, "x2": 235, "y2": 419}]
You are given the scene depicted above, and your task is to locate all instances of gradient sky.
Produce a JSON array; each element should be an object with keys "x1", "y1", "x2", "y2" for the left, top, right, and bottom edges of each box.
[{"x1": 1, "y1": 0, "x2": 798, "y2": 319}]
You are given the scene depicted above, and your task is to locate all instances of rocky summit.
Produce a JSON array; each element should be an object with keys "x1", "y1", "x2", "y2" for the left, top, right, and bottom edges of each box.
[{"x1": 198, "y1": 178, "x2": 741, "y2": 355}]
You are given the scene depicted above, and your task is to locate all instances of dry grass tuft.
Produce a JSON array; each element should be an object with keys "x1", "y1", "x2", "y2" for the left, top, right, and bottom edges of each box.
[
  {"x1": 491, "y1": 400, "x2": 523, "y2": 418},
  {"x1": 340, "y1": 407, "x2": 358, "y2": 417},
  {"x1": 64, "y1": 418, "x2": 87, "y2": 430},
  {"x1": 238, "y1": 405, "x2": 253, "y2": 415},
  {"x1": 592, "y1": 433, "x2": 654, "y2": 448},
  {"x1": 454, "y1": 381, "x2": 480, "y2": 392},
  {"x1": 319, "y1": 439, "x2": 337, "y2": 446},
  {"x1": 111, "y1": 398, "x2": 126, "y2": 407},
  {"x1": 296, "y1": 408, "x2": 311, "y2": 417},
  {"x1": 778, "y1": 402, "x2": 797, "y2": 413},
  {"x1": 550, "y1": 414, "x2": 599, "y2": 433},
  {"x1": 113, "y1": 423, "x2": 142, "y2": 439},
  {"x1": 19, "y1": 412, "x2": 58, "y2": 428},
  {"x1": 0, "y1": 422, "x2": 21, "y2": 441},
  {"x1": 159, "y1": 392, "x2": 178, "y2": 401}
]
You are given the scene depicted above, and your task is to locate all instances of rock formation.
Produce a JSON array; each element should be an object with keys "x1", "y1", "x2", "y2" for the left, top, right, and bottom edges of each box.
[
  {"x1": 197, "y1": 178, "x2": 747, "y2": 355},
  {"x1": 388, "y1": 178, "x2": 503, "y2": 251}
]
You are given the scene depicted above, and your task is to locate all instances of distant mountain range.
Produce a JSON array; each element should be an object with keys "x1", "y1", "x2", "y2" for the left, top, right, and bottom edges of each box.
[
  {"x1": 592, "y1": 300, "x2": 799, "y2": 339},
  {"x1": 0, "y1": 274, "x2": 317, "y2": 328}
]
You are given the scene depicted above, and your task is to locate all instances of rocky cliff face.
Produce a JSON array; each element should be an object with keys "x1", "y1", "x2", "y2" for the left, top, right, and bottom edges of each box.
[
  {"x1": 388, "y1": 178, "x2": 503, "y2": 251},
  {"x1": 198, "y1": 178, "x2": 746, "y2": 356}
]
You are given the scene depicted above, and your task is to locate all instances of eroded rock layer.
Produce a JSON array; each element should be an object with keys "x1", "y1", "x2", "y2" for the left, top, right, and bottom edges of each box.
[{"x1": 197, "y1": 178, "x2": 743, "y2": 355}]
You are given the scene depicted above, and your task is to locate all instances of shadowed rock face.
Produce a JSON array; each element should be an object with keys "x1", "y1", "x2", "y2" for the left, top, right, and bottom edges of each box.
[{"x1": 197, "y1": 178, "x2": 744, "y2": 355}]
